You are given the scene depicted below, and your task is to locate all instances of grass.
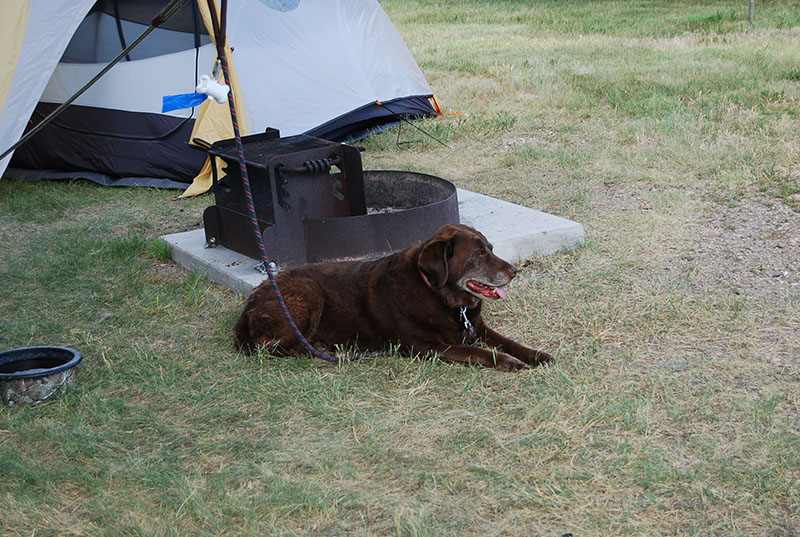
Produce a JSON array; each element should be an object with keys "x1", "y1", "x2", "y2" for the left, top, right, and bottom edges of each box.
[{"x1": 2, "y1": 1, "x2": 800, "y2": 536}]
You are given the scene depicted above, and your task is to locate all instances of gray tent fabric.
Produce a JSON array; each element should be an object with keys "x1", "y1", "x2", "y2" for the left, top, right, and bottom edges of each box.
[{"x1": 3, "y1": 167, "x2": 189, "y2": 190}]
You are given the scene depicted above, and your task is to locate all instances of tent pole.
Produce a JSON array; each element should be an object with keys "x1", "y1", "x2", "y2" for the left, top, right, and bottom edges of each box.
[{"x1": 0, "y1": 0, "x2": 192, "y2": 162}]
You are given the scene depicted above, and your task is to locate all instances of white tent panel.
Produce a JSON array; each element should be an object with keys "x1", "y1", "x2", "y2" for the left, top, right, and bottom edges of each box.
[
  {"x1": 42, "y1": 46, "x2": 218, "y2": 118},
  {"x1": 0, "y1": 0, "x2": 95, "y2": 176},
  {"x1": 226, "y1": 0, "x2": 432, "y2": 136}
]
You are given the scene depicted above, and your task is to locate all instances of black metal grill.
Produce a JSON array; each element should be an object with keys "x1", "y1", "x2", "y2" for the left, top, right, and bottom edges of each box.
[{"x1": 203, "y1": 130, "x2": 458, "y2": 268}]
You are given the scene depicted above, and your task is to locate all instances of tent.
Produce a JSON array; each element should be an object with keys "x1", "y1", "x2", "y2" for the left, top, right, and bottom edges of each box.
[{"x1": 0, "y1": 0, "x2": 438, "y2": 192}]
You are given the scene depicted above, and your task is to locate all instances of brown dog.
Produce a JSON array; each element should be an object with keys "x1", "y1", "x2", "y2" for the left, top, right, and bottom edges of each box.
[{"x1": 235, "y1": 224, "x2": 553, "y2": 371}]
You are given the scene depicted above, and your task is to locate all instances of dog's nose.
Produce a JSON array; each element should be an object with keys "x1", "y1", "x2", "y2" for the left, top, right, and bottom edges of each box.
[{"x1": 506, "y1": 265, "x2": 518, "y2": 278}]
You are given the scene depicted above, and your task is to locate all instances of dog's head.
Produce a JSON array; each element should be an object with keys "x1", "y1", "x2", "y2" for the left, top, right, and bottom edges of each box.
[{"x1": 417, "y1": 224, "x2": 518, "y2": 309}]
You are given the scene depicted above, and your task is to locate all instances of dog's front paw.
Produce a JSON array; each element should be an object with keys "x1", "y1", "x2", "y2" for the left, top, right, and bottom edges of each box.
[
  {"x1": 495, "y1": 353, "x2": 531, "y2": 372},
  {"x1": 534, "y1": 350, "x2": 554, "y2": 365},
  {"x1": 517, "y1": 348, "x2": 554, "y2": 367}
]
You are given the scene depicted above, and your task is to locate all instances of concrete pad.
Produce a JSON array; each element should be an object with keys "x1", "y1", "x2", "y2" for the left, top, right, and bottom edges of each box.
[
  {"x1": 162, "y1": 188, "x2": 585, "y2": 295},
  {"x1": 455, "y1": 189, "x2": 584, "y2": 262},
  {"x1": 164, "y1": 229, "x2": 270, "y2": 295}
]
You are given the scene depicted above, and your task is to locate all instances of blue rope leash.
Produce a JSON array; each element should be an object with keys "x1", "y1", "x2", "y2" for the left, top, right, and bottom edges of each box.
[{"x1": 217, "y1": 54, "x2": 379, "y2": 363}]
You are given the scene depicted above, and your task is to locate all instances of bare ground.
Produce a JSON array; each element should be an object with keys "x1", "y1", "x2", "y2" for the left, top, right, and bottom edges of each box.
[
  {"x1": 593, "y1": 181, "x2": 800, "y2": 306},
  {"x1": 683, "y1": 196, "x2": 800, "y2": 304}
]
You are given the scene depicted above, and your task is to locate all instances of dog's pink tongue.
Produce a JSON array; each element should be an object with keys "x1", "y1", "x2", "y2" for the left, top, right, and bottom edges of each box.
[{"x1": 495, "y1": 285, "x2": 506, "y2": 301}]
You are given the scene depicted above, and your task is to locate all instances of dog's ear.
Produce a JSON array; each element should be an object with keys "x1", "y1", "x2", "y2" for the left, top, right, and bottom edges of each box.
[{"x1": 417, "y1": 236, "x2": 454, "y2": 288}]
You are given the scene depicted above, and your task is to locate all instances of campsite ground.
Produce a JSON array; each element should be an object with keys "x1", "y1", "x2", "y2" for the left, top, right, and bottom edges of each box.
[{"x1": 1, "y1": 1, "x2": 799, "y2": 536}]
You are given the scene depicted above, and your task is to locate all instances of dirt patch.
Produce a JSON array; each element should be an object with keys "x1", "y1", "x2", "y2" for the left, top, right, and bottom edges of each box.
[
  {"x1": 592, "y1": 180, "x2": 800, "y2": 305},
  {"x1": 499, "y1": 131, "x2": 556, "y2": 150},
  {"x1": 682, "y1": 196, "x2": 800, "y2": 303}
]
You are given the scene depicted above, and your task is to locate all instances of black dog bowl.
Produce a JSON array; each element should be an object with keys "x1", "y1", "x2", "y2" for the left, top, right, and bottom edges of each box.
[{"x1": 0, "y1": 346, "x2": 82, "y2": 406}]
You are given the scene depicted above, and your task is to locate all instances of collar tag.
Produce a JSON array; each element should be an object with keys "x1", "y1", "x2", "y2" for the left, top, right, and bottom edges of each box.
[{"x1": 459, "y1": 307, "x2": 476, "y2": 343}]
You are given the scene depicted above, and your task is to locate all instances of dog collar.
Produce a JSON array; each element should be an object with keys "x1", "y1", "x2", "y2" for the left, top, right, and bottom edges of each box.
[
  {"x1": 420, "y1": 268, "x2": 476, "y2": 343},
  {"x1": 418, "y1": 268, "x2": 433, "y2": 289}
]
